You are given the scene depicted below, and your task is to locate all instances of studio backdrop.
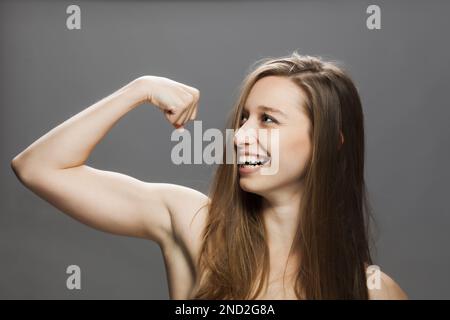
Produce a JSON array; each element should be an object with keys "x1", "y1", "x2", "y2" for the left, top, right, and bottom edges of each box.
[{"x1": 1, "y1": 0, "x2": 449, "y2": 299}]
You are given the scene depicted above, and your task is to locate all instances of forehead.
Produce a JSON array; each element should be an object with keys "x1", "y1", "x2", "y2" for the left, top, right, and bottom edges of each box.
[{"x1": 245, "y1": 76, "x2": 306, "y2": 112}]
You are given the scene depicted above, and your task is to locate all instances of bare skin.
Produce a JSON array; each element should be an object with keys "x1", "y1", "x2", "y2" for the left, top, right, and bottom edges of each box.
[
  {"x1": 11, "y1": 76, "x2": 407, "y2": 300},
  {"x1": 235, "y1": 76, "x2": 407, "y2": 299}
]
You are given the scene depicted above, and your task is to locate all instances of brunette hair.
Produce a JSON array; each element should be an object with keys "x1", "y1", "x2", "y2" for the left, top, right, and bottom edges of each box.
[{"x1": 192, "y1": 51, "x2": 374, "y2": 299}]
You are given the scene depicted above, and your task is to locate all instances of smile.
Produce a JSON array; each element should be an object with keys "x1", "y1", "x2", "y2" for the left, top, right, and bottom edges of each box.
[
  {"x1": 237, "y1": 156, "x2": 270, "y2": 167},
  {"x1": 238, "y1": 157, "x2": 271, "y2": 174}
]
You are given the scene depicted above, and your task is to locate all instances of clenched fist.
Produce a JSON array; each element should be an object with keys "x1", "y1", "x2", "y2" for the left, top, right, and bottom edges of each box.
[{"x1": 133, "y1": 76, "x2": 200, "y2": 130}]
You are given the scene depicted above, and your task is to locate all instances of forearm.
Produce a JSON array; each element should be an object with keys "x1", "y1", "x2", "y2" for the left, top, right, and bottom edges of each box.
[{"x1": 12, "y1": 78, "x2": 147, "y2": 177}]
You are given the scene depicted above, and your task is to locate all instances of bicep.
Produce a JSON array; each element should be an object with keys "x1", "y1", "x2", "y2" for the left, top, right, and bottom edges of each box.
[{"x1": 24, "y1": 165, "x2": 173, "y2": 244}]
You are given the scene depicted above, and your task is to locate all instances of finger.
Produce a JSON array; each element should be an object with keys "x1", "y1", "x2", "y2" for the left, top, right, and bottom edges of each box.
[
  {"x1": 178, "y1": 100, "x2": 194, "y2": 127},
  {"x1": 174, "y1": 123, "x2": 184, "y2": 131},
  {"x1": 190, "y1": 102, "x2": 198, "y2": 120},
  {"x1": 183, "y1": 99, "x2": 198, "y2": 125},
  {"x1": 164, "y1": 106, "x2": 183, "y2": 125},
  {"x1": 172, "y1": 104, "x2": 191, "y2": 128},
  {"x1": 172, "y1": 90, "x2": 194, "y2": 126},
  {"x1": 186, "y1": 99, "x2": 198, "y2": 121},
  {"x1": 178, "y1": 91, "x2": 198, "y2": 126},
  {"x1": 182, "y1": 87, "x2": 199, "y2": 121}
]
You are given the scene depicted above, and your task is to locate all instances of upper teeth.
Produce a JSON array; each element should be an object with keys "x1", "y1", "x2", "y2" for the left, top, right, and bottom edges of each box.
[{"x1": 238, "y1": 157, "x2": 270, "y2": 165}]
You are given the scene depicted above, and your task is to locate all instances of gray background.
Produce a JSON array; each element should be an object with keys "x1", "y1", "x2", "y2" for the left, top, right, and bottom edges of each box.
[{"x1": 1, "y1": 0, "x2": 449, "y2": 299}]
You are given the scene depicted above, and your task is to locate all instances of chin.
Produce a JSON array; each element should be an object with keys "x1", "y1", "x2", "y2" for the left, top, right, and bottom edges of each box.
[
  {"x1": 239, "y1": 176, "x2": 258, "y2": 192},
  {"x1": 239, "y1": 176, "x2": 272, "y2": 195}
]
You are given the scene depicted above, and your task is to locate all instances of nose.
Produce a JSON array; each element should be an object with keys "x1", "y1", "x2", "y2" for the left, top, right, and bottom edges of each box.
[{"x1": 234, "y1": 121, "x2": 258, "y2": 148}]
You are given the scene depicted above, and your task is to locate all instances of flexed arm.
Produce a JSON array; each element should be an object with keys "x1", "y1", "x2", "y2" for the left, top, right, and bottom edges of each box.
[{"x1": 11, "y1": 76, "x2": 206, "y2": 247}]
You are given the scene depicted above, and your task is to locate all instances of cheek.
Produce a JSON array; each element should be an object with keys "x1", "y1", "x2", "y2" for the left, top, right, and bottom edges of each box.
[{"x1": 278, "y1": 130, "x2": 311, "y2": 176}]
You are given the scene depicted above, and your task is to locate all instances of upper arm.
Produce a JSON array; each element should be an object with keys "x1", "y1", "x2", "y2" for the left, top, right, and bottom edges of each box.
[
  {"x1": 13, "y1": 164, "x2": 206, "y2": 247},
  {"x1": 368, "y1": 269, "x2": 408, "y2": 300}
]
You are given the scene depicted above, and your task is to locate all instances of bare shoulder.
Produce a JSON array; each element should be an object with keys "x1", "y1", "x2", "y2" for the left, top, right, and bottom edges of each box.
[
  {"x1": 143, "y1": 183, "x2": 209, "y2": 299},
  {"x1": 367, "y1": 267, "x2": 408, "y2": 300},
  {"x1": 156, "y1": 183, "x2": 210, "y2": 252}
]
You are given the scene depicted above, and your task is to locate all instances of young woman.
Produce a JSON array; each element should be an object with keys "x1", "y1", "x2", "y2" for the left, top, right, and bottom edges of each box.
[{"x1": 11, "y1": 52, "x2": 407, "y2": 300}]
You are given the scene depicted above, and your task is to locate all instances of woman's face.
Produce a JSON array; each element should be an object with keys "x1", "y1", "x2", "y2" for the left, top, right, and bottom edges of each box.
[{"x1": 234, "y1": 75, "x2": 312, "y2": 197}]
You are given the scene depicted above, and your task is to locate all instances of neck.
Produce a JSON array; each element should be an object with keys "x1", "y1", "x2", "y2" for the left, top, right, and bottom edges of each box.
[{"x1": 261, "y1": 182, "x2": 304, "y2": 254}]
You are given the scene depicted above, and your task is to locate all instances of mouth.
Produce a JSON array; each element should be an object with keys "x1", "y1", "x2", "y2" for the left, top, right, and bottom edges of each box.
[{"x1": 237, "y1": 156, "x2": 271, "y2": 174}]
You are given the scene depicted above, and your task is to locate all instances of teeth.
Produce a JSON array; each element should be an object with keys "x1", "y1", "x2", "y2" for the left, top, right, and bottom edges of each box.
[
  {"x1": 239, "y1": 156, "x2": 258, "y2": 162},
  {"x1": 238, "y1": 157, "x2": 270, "y2": 166},
  {"x1": 245, "y1": 161, "x2": 262, "y2": 165}
]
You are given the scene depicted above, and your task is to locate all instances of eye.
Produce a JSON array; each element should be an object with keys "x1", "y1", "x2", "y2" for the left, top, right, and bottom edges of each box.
[{"x1": 262, "y1": 113, "x2": 277, "y2": 124}]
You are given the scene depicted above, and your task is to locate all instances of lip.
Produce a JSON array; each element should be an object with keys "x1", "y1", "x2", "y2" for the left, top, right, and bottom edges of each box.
[
  {"x1": 240, "y1": 152, "x2": 269, "y2": 157},
  {"x1": 237, "y1": 153, "x2": 271, "y2": 162}
]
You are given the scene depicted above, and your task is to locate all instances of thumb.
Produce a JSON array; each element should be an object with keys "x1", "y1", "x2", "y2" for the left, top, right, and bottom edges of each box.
[{"x1": 164, "y1": 107, "x2": 185, "y2": 130}]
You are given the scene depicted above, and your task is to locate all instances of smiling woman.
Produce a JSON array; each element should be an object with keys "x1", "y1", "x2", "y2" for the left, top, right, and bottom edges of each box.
[
  {"x1": 10, "y1": 51, "x2": 407, "y2": 300},
  {"x1": 191, "y1": 52, "x2": 407, "y2": 299}
]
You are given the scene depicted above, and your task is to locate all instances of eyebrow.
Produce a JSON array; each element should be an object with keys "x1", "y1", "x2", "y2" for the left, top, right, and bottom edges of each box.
[{"x1": 243, "y1": 105, "x2": 288, "y2": 118}]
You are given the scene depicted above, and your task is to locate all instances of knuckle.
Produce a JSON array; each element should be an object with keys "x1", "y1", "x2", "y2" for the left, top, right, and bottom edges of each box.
[{"x1": 192, "y1": 88, "x2": 200, "y2": 97}]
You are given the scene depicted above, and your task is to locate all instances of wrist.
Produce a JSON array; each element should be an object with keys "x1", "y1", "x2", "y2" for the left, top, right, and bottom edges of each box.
[
  {"x1": 115, "y1": 77, "x2": 152, "y2": 111},
  {"x1": 128, "y1": 76, "x2": 155, "y2": 104}
]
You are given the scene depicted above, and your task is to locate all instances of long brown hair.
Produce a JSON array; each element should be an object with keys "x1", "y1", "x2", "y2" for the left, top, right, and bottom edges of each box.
[{"x1": 192, "y1": 51, "x2": 374, "y2": 299}]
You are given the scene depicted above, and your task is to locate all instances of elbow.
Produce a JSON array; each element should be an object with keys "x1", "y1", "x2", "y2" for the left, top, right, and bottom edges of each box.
[
  {"x1": 11, "y1": 154, "x2": 23, "y2": 176},
  {"x1": 11, "y1": 153, "x2": 36, "y2": 185}
]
